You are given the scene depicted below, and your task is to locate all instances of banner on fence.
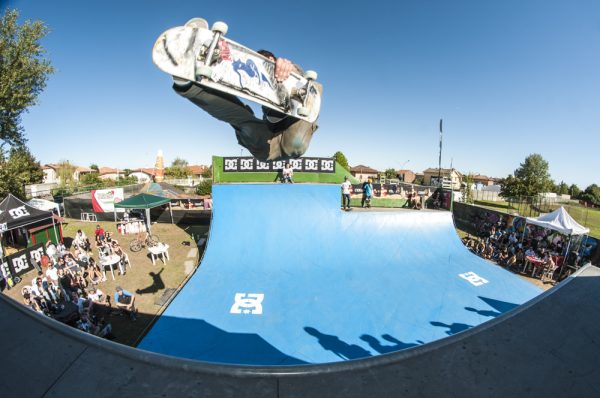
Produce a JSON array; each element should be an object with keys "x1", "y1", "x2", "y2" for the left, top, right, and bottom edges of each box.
[
  {"x1": 223, "y1": 157, "x2": 335, "y2": 173},
  {"x1": 91, "y1": 188, "x2": 124, "y2": 213},
  {"x1": 0, "y1": 243, "x2": 46, "y2": 286}
]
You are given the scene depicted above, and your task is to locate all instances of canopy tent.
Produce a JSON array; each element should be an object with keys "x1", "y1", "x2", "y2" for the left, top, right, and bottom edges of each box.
[
  {"x1": 0, "y1": 195, "x2": 60, "y2": 279},
  {"x1": 526, "y1": 206, "x2": 589, "y2": 236},
  {"x1": 524, "y1": 206, "x2": 590, "y2": 267},
  {"x1": 28, "y1": 198, "x2": 62, "y2": 217},
  {"x1": 114, "y1": 193, "x2": 173, "y2": 231},
  {"x1": 140, "y1": 182, "x2": 200, "y2": 200},
  {"x1": 0, "y1": 194, "x2": 55, "y2": 231}
]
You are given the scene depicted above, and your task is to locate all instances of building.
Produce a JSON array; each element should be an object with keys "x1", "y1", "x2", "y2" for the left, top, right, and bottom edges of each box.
[
  {"x1": 422, "y1": 168, "x2": 462, "y2": 190},
  {"x1": 130, "y1": 168, "x2": 157, "y2": 183},
  {"x1": 349, "y1": 165, "x2": 379, "y2": 182},
  {"x1": 98, "y1": 167, "x2": 121, "y2": 180},
  {"x1": 42, "y1": 164, "x2": 93, "y2": 184},
  {"x1": 189, "y1": 165, "x2": 210, "y2": 178},
  {"x1": 396, "y1": 169, "x2": 416, "y2": 183},
  {"x1": 471, "y1": 174, "x2": 496, "y2": 188}
]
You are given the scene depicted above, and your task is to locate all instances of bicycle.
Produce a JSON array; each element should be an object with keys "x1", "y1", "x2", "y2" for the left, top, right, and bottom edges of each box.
[{"x1": 129, "y1": 231, "x2": 159, "y2": 252}]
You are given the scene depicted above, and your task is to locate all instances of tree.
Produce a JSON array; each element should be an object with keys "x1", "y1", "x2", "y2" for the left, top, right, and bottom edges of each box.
[
  {"x1": 165, "y1": 157, "x2": 191, "y2": 178},
  {"x1": 500, "y1": 154, "x2": 552, "y2": 198},
  {"x1": 89, "y1": 164, "x2": 99, "y2": 172},
  {"x1": 580, "y1": 184, "x2": 600, "y2": 206},
  {"x1": 0, "y1": 146, "x2": 43, "y2": 198},
  {"x1": 195, "y1": 179, "x2": 212, "y2": 196},
  {"x1": 79, "y1": 172, "x2": 103, "y2": 187},
  {"x1": 333, "y1": 151, "x2": 349, "y2": 171},
  {"x1": 556, "y1": 181, "x2": 569, "y2": 195},
  {"x1": 462, "y1": 173, "x2": 474, "y2": 204},
  {"x1": 171, "y1": 157, "x2": 188, "y2": 168},
  {"x1": 0, "y1": 9, "x2": 54, "y2": 149},
  {"x1": 384, "y1": 168, "x2": 396, "y2": 179},
  {"x1": 201, "y1": 167, "x2": 212, "y2": 179},
  {"x1": 569, "y1": 184, "x2": 581, "y2": 198},
  {"x1": 56, "y1": 160, "x2": 76, "y2": 187}
]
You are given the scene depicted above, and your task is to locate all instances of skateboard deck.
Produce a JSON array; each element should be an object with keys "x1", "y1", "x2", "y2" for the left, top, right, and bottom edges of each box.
[{"x1": 152, "y1": 20, "x2": 321, "y2": 123}]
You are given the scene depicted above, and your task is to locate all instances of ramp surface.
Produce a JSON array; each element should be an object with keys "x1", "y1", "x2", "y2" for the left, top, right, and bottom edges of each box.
[{"x1": 139, "y1": 184, "x2": 541, "y2": 365}]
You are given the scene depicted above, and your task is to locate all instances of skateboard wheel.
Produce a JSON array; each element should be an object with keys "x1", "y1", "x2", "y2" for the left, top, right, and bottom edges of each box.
[
  {"x1": 185, "y1": 18, "x2": 209, "y2": 29},
  {"x1": 304, "y1": 70, "x2": 318, "y2": 80},
  {"x1": 197, "y1": 65, "x2": 213, "y2": 79},
  {"x1": 297, "y1": 107, "x2": 310, "y2": 117},
  {"x1": 212, "y1": 21, "x2": 228, "y2": 35}
]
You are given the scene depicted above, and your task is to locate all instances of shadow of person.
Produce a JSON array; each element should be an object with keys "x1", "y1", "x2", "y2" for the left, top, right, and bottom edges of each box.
[
  {"x1": 136, "y1": 268, "x2": 165, "y2": 295},
  {"x1": 304, "y1": 326, "x2": 371, "y2": 360},
  {"x1": 430, "y1": 321, "x2": 473, "y2": 336},
  {"x1": 465, "y1": 306, "x2": 502, "y2": 318},
  {"x1": 359, "y1": 333, "x2": 424, "y2": 354}
]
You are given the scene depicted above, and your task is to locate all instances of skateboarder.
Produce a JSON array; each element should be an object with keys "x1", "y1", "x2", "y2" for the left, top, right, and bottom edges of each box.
[{"x1": 171, "y1": 20, "x2": 320, "y2": 161}]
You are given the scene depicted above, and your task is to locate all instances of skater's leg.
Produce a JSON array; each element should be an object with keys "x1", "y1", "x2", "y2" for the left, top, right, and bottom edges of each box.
[
  {"x1": 173, "y1": 82, "x2": 274, "y2": 160},
  {"x1": 265, "y1": 81, "x2": 322, "y2": 160}
]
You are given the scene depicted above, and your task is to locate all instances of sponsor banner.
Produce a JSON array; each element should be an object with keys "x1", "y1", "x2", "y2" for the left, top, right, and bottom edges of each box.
[
  {"x1": 2, "y1": 243, "x2": 45, "y2": 279},
  {"x1": 350, "y1": 184, "x2": 402, "y2": 198},
  {"x1": 223, "y1": 157, "x2": 335, "y2": 173},
  {"x1": 91, "y1": 188, "x2": 124, "y2": 213}
]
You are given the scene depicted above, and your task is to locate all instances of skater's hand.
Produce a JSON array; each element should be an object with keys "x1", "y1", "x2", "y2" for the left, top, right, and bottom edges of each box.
[{"x1": 275, "y1": 58, "x2": 296, "y2": 82}]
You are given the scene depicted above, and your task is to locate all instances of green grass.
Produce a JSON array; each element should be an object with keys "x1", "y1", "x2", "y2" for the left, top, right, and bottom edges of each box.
[
  {"x1": 349, "y1": 197, "x2": 407, "y2": 208},
  {"x1": 473, "y1": 199, "x2": 600, "y2": 238}
]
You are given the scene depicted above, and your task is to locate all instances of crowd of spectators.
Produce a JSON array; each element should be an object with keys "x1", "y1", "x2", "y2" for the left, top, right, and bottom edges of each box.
[
  {"x1": 20, "y1": 227, "x2": 137, "y2": 339},
  {"x1": 461, "y1": 218, "x2": 576, "y2": 283}
]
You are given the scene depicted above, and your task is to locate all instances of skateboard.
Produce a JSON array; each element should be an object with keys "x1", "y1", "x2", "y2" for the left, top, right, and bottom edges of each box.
[{"x1": 152, "y1": 19, "x2": 321, "y2": 123}]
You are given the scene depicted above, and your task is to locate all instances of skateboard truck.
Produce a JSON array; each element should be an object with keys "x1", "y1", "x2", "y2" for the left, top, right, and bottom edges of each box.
[{"x1": 196, "y1": 21, "x2": 229, "y2": 80}]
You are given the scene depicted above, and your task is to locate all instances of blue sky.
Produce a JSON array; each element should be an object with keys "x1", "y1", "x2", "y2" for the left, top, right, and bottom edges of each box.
[{"x1": 5, "y1": 0, "x2": 600, "y2": 188}]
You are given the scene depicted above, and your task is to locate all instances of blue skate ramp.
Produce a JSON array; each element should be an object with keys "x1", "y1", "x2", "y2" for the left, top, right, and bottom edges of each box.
[{"x1": 139, "y1": 184, "x2": 541, "y2": 365}]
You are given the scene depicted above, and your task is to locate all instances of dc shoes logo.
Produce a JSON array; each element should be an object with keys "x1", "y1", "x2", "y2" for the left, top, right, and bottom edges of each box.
[
  {"x1": 459, "y1": 272, "x2": 489, "y2": 287},
  {"x1": 230, "y1": 293, "x2": 264, "y2": 315},
  {"x1": 9, "y1": 206, "x2": 30, "y2": 219}
]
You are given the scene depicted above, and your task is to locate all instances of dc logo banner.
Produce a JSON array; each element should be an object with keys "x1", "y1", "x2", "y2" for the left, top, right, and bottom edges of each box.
[
  {"x1": 29, "y1": 244, "x2": 45, "y2": 266},
  {"x1": 8, "y1": 206, "x2": 30, "y2": 220},
  {"x1": 459, "y1": 272, "x2": 489, "y2": 287},
  {"x1": 230, "y1": 293, "x2": 264, "y2": 315},
  {"x1": 222, "y1": 157, "x2": 335, "y2": 173},
  {"x1": 10, "y1": 254, "x2": 30, "y2": 274}
]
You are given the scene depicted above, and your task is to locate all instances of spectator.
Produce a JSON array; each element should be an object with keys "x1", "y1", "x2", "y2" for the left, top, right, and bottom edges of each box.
[
  {"x1": 341, "y1": 176, "x2": 352, "y2": 210},
  {"x1": 73, "y1": 229, "x2": 90, "y2": 252},
  {"x1": 87, "y1": 258, "x2": 105, "y2": 284},
  {"x1": 45, "y1": 240, "x2": 58, "y2": 262},
  {"x1": 114, "y1": 286, "x2": 137, "y2": 321},
  {"x1": 88, "y1": 287, "x2": 111, "y2": 307},
  {"x1": 111, "y1": 241, "x2": 126, "y2": 275},
  {"x1": 94, "y1": 225, "x2": 105, "y2": 244},
  {"x1": 282, "y1": 163, "x2": 294, "y2": 183},
  {"x1": 361, "y1": 179, "x2": 373, "y2": 208}
]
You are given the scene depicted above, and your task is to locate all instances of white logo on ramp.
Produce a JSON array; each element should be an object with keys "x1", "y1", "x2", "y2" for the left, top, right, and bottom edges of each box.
[
  {"x1": 230, "y1": 293, "x2": 264, "y2": 315},
  {"x1": 459, "y1": 272, "x2": 489, "y2": 287}
]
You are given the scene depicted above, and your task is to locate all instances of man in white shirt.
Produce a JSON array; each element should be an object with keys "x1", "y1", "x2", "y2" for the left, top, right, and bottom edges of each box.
[
  {"x1": 282, "y1": 163, "x2": 294, "y2": 183},
  {"x1": 341, "y1": 176, "x2": 352, "y2": 210}
]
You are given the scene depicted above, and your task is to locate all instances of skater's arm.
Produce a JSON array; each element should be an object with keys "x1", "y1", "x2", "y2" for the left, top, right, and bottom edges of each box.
[{"x1": 274, "y1": 57, "x2": 300, "y2": 82}]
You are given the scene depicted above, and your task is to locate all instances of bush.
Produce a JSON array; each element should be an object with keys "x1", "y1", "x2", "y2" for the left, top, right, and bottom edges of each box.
[{"x1": 196, "y1": 180, "x2": 212, "y2": 196}]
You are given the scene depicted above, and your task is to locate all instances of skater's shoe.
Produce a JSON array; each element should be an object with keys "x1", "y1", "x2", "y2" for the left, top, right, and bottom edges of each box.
[
  {"x1": 172, "y1": 76, "x2": 192, "y2": 90},
  {"x1": 185, "y1": 18, "x2": 209, "y2": 30}
]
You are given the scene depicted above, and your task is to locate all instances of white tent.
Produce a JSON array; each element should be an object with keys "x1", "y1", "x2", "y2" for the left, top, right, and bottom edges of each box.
[
  {"x1": 526, "y1": 206, "x2": 589, "y2": 236},
  {"x1": 28, "y1": 198, "x2": 62, "y2": 218}
]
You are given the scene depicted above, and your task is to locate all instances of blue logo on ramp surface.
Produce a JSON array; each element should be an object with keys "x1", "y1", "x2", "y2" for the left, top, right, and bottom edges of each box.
[{"x1": 230, "y1": 293, "x2": 264, "y2": 315}]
